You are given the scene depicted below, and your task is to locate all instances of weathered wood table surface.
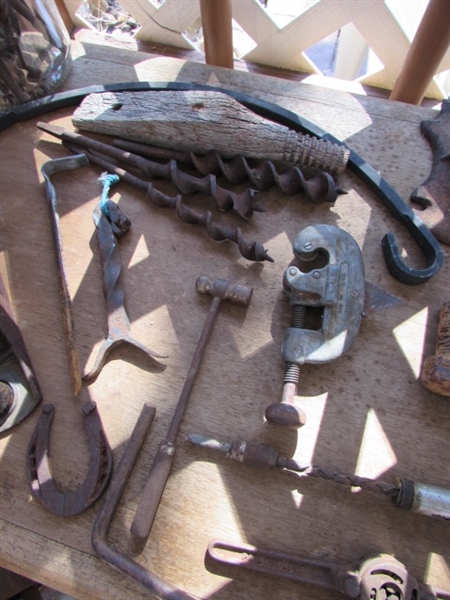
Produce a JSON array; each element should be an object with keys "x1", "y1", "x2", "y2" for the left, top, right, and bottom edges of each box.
[{"x1": 1, "y1": 30, "x2": 449, "y2": 600}]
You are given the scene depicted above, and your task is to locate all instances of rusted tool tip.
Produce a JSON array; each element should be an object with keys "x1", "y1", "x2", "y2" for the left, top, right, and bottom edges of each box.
[
  {"x1": 195, "y1": 276, "x2": 253, "y2": 306},
  {"x1": 37, "y1": 121, "x2": 66, "y2": 137},
  {"x1": 336, "y1": 187, "x2": 348, "y2": 196},
  {"x1": 362, "y1": 281, "x2": 403, "y2": 316}
]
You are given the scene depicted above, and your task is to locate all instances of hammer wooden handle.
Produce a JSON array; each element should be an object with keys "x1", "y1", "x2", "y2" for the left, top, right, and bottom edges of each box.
[
  {"x1": 130, "y1": 276, "x2": 253, "y2": 553},
  {"x1": 421, "y1": 300, "x2": 450, "y2": 397},
  {"x1": 130, "y1": 442, "x2": 174, "y2": 552}
]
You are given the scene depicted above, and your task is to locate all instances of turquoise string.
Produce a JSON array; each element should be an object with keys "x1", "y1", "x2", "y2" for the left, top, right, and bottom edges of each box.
[{"x1": 100, "y1": 173, "x2": 120, "y2": 217}]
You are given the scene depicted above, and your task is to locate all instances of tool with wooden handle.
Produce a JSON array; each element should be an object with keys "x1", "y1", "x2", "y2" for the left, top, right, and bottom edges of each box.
[
  {"x1": 130, "y1": 276, "x2": 253, "y2": 553},
  {"x1": 421, "y1": 301, "x2": 450, "y2": 397},
  {"x1": 187, "y1": 434, "x2": 450, "y2": 521},
  {"x1": 72, "y1": 90, "x2": 350, "y2": 175}
]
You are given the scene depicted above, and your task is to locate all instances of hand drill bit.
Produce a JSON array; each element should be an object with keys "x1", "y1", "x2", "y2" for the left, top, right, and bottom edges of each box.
[
  {"x1": 111, "y1": 139, "x2": 346, "y2": 202},
  {"x1": 36, "y1": 122, "x2": 261, "y2": 220},
  {"x1": 185, "y1": 434, "x2": 398, "y2": 497},
  {"x1": 186, "y1": 434, "x2": 450, "y2": 520},
  {"x1": 62, "y1": 141, "x2": 274, "y2": 263}
]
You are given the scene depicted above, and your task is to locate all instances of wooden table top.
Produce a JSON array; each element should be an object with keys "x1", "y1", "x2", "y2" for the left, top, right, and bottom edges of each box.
[{"x1": 0, "y1": 30, "x2": 449, "y2": 600}]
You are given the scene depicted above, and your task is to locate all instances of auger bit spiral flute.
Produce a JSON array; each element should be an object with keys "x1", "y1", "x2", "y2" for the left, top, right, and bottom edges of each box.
[
  {"x1": 36, "y1": 121, "x2": 261, "y2": 220},
  {"x1": 62, "y1": 141, "x2": 273, "y2": 263},
  {"x1": 111, "y1": 138, "x2": 346, "y2": 203}
]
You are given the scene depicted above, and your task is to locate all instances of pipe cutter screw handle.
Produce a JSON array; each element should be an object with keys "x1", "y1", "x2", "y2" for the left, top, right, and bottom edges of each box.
[{"x1": 265, "y1": 224, "x2": 365, "y2": 429}]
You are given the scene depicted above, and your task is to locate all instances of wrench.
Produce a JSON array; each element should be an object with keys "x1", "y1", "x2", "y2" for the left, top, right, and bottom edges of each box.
[{"x1": 207, "y1": 540, "x2": 445, "y2": 599}]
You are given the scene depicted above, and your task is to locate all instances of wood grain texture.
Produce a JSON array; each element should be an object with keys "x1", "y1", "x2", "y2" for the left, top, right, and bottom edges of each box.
[
  {"x1": 72, "y1": 90, "x2": 349, "y2": 173},
  {"x1": 0, "y1": 30, "x2": 449, "y2": 600}
]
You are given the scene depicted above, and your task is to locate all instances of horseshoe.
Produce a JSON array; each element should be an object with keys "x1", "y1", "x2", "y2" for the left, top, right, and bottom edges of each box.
[{"x1": 26, "y1": 400, "x2": 113, "y2": 516}]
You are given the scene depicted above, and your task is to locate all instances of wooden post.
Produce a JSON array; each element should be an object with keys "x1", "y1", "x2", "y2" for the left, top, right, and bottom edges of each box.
[
  {"x1": 199, "y1": 0, "x2": 234, "y2": 69},
  {"x1": 54, "y1": 0, "x2": 75, "y2": 36},
  {"x1": 390, "y1": 0, "x2": 450, "y2": 105}
]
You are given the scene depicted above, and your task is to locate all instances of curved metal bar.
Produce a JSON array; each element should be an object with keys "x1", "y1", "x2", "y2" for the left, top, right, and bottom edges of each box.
[
  {"x1": 230, "y1": 93, "x2": 444, "y2": 285},
  {"x1": 2, "y1": 81, "x2": 443, "y2": 284}
]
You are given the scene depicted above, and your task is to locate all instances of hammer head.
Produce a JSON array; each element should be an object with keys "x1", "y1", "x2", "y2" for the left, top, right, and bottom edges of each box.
[{"x1": 196, "y1": 276, "x2": 253, "y2": 306}]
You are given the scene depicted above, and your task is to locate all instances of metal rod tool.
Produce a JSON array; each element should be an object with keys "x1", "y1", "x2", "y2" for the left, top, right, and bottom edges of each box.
[
  {"x1": 92, "y1": 404, "x2": 196, "y2": 600},
  {"x1": 37, "y1": 121, "x2": 261, "y2": 220},
  {"x1": 130, "y1": 276, "x2": 253, "y2": 552},
  {"x1": 62, "y1": 141, "x2": 273, "y2": 263},
  {"x1": 111, "y1": 138, "x2": 345, "y2": 203},
  {"x1": 41, "y1": 154, "x2": 90, "y2": 396}
]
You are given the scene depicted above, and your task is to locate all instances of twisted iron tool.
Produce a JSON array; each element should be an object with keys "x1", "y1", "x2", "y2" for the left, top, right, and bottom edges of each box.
[
  {"x1": 186, "y1": 434, "x2": 398, "y2": 497},
  {"x1": 112, "y1": 139, "x2": 345, "y2": 203},
  {"x1": 63, "y1": 141, "x2": 273, "y2": 263},
  {"x1": 84, "y1": 175, "x2": 167, "y2": 381},
  {"x1": 37, "y1": 122, "x2": 261, "y2": 220},
  {"x1": 187, "y1": 434, "x2": 450, "y2": 520}
]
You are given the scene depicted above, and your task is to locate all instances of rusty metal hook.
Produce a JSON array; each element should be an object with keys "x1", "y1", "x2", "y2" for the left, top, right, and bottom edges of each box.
[
  {"x1": 347, "y1": 150, "x2": 444, "y2": 285},
  {"x1": 26, "y1": 400, "x2": 113, "y2": 516},
  {"x1": 241, "y1": 96, "x2": 444, "y2": 286}
]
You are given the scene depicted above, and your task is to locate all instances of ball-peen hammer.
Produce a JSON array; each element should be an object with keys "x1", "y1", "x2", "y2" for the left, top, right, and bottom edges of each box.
[{"x1": 130, "y1": 275, "x2": 253, "y2": 552}]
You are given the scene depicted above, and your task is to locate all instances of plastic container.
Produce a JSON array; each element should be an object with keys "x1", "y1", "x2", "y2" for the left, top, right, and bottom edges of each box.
[{"x1": 0, "y1": 0, "x2": 72, "y2": 110}]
